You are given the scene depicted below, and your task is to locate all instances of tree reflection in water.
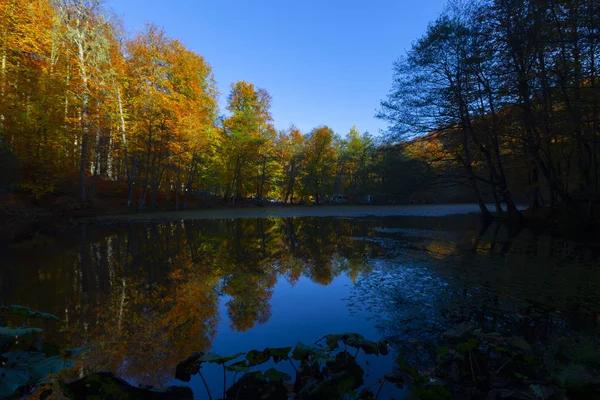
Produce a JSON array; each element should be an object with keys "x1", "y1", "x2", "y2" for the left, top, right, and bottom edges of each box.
[
  {"x1": 2, "y1": 214, "x2": 599, "y2": 390},
  {"x1": 1, "y1": 217, "x2": 380, "y2": 386},
  {"x1": 351, "y1": 218, "x2": 600, "y2": 371}
]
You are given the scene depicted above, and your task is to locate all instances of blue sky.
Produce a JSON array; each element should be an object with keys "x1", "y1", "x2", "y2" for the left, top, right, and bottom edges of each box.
[{"x1": 106, "y1": 0, "x2": 446, "y2": 137}]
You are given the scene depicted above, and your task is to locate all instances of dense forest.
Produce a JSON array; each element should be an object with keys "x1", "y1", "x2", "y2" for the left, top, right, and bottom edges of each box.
[
  {"x1": 379, "y1": 0, "x2": 600, "y2": 226},
  {"x1": 1, "y1": 0, "x2": 599, "y2": 228},
  {"x1": 0, "y1": 0, "x2": 443, "y2": 212}
]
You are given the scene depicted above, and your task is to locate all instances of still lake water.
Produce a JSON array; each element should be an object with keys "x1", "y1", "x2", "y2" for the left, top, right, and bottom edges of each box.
[{"x1": 2, "y1": 204, "x2": 600, "y2": 398}]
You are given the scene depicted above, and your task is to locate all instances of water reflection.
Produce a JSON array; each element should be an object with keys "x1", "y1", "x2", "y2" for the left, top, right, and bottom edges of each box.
[
  {"x1": 2, "y1": 213, "x2": 600, "y2": 393},
  {"x1": 2, "y1": 217, "x2": 381, "y2": 386},
  {"x1": 352, "y1": 218, "x2": 600, "y2": 370}
]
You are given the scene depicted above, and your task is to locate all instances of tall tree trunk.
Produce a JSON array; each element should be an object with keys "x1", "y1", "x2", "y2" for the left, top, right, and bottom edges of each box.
[
  {"x1": 0, "y1": 49, "x2": 6, "y2": 139},
  {"x1": 117, "y1": 87, "x2": 133, "y2": 207},
  {"x1": 138, "y1": 127, "x2": 153, "y2": 210},
  {"x1": 175, "y1": 165, "x2": 180, "y2": 211},
  {"x1": 77, "y1": 40, "x2": 90, "y2": 202},
  {"x1": 182, "y1": 157, "x2": 196, "y2": 210}
]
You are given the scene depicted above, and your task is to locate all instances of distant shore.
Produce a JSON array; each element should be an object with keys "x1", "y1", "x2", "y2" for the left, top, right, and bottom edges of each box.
[{"x1": 85, "y1": 203, "x2": 506, "y2": 223}]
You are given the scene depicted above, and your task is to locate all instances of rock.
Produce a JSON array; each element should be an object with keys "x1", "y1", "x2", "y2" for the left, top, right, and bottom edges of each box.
[{"x1": 63, "y1": 372, "x2": 193, "y2": 399}]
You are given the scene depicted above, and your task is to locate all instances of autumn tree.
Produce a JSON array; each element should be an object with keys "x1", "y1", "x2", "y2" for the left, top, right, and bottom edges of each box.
[
  {"x1": 302, "y1": 126, "x2": 337, "y2": 204},
  {"x1": 277, "y1": 125, "x2": 305, "y2": 203},
  {"x1": 221, "y1": 81, "x2": 273, "y2": 203}
]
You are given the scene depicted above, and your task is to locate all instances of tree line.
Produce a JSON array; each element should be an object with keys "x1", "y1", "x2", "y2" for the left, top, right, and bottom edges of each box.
[
  {"x1": 378, "y1": 0, "x2": 600, "y2": 226},
  {"x1": 0, "y1": 0, "x2": 442, "y2": 210}
]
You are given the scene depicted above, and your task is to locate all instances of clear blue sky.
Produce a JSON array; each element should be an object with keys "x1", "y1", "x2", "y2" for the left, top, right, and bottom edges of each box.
[{"x1": 106, "y1": 0, "x2": 447, "y2": 137}]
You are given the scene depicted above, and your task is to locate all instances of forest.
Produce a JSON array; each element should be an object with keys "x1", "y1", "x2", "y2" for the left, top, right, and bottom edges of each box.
[
  {"x1": 2, "y1": 0, "x2": 598, "y2": 229},
  {"x1": 2, "y1": 0, "x2": 600, "y2": 399},
  {"x1": 379, "y1": 0, "x2": 600, "y2": 227},
  {"x1": 0, "y1": 0, "x2": 442, "y2": 215}
]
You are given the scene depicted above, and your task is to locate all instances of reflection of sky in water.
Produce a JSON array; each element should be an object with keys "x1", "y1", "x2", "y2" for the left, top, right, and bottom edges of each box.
[
  {"x1": 3, "y1": 209, "x2": 600, "y2": 399},
  {"x1": 167, "y1": 274, "x2": 399, "y2": 399}
]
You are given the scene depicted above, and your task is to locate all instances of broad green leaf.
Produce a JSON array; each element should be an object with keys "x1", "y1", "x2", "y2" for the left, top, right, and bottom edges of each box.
[
  {"x1": 265, "y1": 347, "x2": 291, "y2": 363},
  {"x1": 199, "y1": 352, "x2": 243, "y2": 364},
  {"x1": 264, "y1": 368, "x2": 292, "y2": 382},
  {"x1": 326, "y1": 334, "x2": 344, "y2": 350},
  {"x1": 377, "y1": 339, "x2": 389, "y2": 355},
  {"x1": 246, "y1": 349, "x2": 270, "y2": 366},
  {"x1": 291, "y1": 342, "x2": 321, "y2": 361},
  {"x1": 225, "y1": 360, "x2": 250, "y2": 373},
  {"x1": 360, "y1": 340, "x2": 379, "y2": 355}
]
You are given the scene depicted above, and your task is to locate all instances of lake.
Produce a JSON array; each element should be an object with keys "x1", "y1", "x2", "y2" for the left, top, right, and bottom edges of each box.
[{"x1": 2, "y1": 204, "x2": 599, "y2": 399}]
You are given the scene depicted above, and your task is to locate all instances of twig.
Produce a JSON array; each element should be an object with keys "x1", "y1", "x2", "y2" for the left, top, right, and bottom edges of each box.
[
  {"x1": 468, "y1": 348, "x2": 476, "y2": 382},
  {"x1": 358, "y1": 377, "x2": 386, "y2": 399},
  {"x1": 314, "y1": 334, "x2": 329, "y2": 345},
  {"x1": 197, "y1": 369, "x2": 213, "y2": 400},
  {"x1": 374, "y1": 380, "x2": 386, "y2": 400},
  {"x1": 223, "y1": 364, "x2": 227, "y2": 400},
  {"x1": 495, "y1": 355, "x2": 515, "y2": 376}
]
